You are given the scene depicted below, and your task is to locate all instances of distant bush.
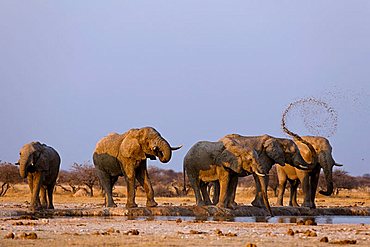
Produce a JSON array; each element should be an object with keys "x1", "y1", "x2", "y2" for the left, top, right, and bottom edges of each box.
[
  {"x1": 148, "y1": 166, "x2": 191, "y2": 197},
  {"x1": 0, "y1": 162, "x2": 23, "y2": 196},
  {"x1": 319, "y1": 168, "x2": 361, "y2": 195},
  {"x1": 56, "y1": 161, "x2": 99, "y2": 197}
]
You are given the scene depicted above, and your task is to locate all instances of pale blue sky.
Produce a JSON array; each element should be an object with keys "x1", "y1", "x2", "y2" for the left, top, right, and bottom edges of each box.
[{"x1": 1, "y1": 1, "x2": 369, "y2": 175}]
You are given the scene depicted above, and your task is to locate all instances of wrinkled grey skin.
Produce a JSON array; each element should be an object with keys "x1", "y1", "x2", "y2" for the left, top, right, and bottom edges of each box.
[
  {"x1": 93, "y1": 127, "x2": 181, "y2": 208},
  {"x1": 183, "y1": 139, "x2": 272, "y2": 214},
  {"x1": 276, "y1": 136, "x2": 341, "y2": 208},
  {"x1": 219, "y1": 134, "x2": 312, "y2": 208},
  {"x1": 17, "y1": 142, "x2": 60, "y2": 210}
]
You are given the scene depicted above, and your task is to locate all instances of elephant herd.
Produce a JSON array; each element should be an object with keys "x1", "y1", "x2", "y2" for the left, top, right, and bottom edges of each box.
[{"x1": 16, "y1": 126, "x2": 341, "y2": 214}]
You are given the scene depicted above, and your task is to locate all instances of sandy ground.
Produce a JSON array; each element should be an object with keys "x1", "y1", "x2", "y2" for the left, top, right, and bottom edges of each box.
[{"x1": 0, "y1": 185, "x2": 369, "y2": 246}]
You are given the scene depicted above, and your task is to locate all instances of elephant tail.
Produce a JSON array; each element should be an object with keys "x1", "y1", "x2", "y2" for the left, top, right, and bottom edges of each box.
[{"x1": 182, "y1": 162, "x2": 187, "y2": 194}]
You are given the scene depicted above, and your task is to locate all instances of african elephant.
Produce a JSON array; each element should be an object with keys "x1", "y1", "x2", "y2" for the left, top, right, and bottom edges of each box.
[
  {"x1": 218, "y1": 134, "x2": 314, "y2": 208},
  {"x1": 17, "y1": 142, "x2": 60, "y2": 210},
  {"x1": 93, "y1": 127, "x2": 181, "y2": 208},
  {"x1": 276, "y1": 136, "x2": 341, "y2": 208},
  {"x1": 183, "y1": 137, "x2": 272, "y2": 214}
]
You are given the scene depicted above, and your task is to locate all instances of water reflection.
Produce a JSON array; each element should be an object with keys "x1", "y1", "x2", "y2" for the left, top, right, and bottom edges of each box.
[{"x1": 78, "y1": 215, "x2": 370, "y2": 224}]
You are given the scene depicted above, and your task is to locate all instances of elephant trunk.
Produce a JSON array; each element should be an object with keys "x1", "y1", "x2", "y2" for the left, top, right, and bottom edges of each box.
[
  {"x1": 257, "y1": 175, "x2": 273, "y2": 216},
  {"x1": 157, "y1": 138, "x2": 172, "y2": 163},
  {"x1": 319, "y1": 167, "x2": 334, "y2": 196},
  {"x1": 19, "y1": 160, "x2": 29, "y2": 179}
]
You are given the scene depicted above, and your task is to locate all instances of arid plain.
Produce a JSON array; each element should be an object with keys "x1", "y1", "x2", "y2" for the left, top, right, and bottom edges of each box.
[{"x1": 0, "y1": 185, "x2": 369, "y2": 246}]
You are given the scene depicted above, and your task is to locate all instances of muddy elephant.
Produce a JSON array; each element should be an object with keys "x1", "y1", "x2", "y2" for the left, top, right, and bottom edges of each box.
[
  {"x1": 16, "y1": 142, "x2": 60, "y2": 210},
  {"x1": 93, "y1": 127, "x2": 181, "y2": 208},
  {"x1": 218, "y1": 134, "x2": 315, "y2": 208},
  {"x1": 183, "y1": 137, "x2": 272, "y2": 214},
  {"x1": 276, "y1": 136, "x2": 341, "y2": 208}
]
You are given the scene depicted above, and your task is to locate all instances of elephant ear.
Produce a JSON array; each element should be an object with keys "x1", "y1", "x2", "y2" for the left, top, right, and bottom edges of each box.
[
  {"x1": 264, "y1": 138, "x2": 285, "y2": 166},
  {"x1": 36, "y1": 153, "x2": 48, "y2": 171},
  {"x1": 120, "y1": 135, "x2": 146, "y2": 161},
  {"x1": 33, "y1": 143, "x2": 48, "y2": 171},
  {"x1": 216, "y1": 144, "x2": 244, "y2": 174}
]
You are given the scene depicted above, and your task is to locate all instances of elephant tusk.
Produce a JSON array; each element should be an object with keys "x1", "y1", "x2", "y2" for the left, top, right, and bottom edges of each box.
[
  {"x1": 255, "y1": 171, "x2": 266, "y2": 177},
  {"x1": 30, "y1": 162, "x2": 35, "y2": 166},
  {"x1": 334, "y1": 163, "x2": 343, "y2": 167},
  {"x1": 299, "y1": 164, "x2": 309, "y2": 169},
  {"x1": 171, "y1": 145, "x2": 182, "y2": 151}
]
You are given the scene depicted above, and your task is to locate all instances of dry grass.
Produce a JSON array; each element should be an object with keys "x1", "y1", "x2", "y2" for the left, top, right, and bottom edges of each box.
[{"x1": 1, "y1": 184, "x2": 369, "y2": 208}]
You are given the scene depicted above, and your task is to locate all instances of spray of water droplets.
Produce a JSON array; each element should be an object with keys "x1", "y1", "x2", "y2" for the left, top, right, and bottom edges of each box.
[{"x1": 282, "y1": 98, "x2": 338, "y2": 138}]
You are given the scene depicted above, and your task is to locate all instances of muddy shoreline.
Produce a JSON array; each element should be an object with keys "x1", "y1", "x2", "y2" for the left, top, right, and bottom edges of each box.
[{"x1": 1, "y1": 205, "x2": 369, "y2": 218}]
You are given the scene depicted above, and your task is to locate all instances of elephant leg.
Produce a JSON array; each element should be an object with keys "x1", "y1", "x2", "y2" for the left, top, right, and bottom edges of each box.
[
  {"x1": 125, "y1": 164, "x2": 138, "y2": 208},
  {"x1": 226, "y1": 175, "x2": 238, "y2": 209},
  {"x1": 216, "y1": 170, "x2": 230, "y2": 208},
  {"x1": 251, "y1": 174, "x2": 265, "y2": 207},
  {"x1": 29, "y1": 173, "x2": 42, "y2": 210},
  {"x1": 96, "y1": 169, "x2": 116, "y2": 207},
  {"x1": 40, "y1": 186, "x2": 47, "y2": 209},
  {"x1": 309, "y1": 172, "x2": 320, "y2": 209},
  {"x1": 212, "y1": 181, "x2": 220, "y2": 205},
  {"x1": 135, "y1": 161, "x2": 157, "y2": 207},
  {"x1": 200, "y1": 181, "x2": 212, "y2": 205},
  {"x1": 47, "y1": 184, "x2": 56, "y2": 209},
  {"x1": 187, "y1": 172, "x2": 205, "y2": 206},
  {"x1": 27, "y1": 174, "x2": 34, "y2": 207},
  {"x1": 289, "y1": 180, "x2": 300, "y2": 207},
  {"x1": 301, "y1": 175, "x2": 312, "y2": 208},
  {"x1": 277, "y1": 177, "x2": 287, "y2": 206}
]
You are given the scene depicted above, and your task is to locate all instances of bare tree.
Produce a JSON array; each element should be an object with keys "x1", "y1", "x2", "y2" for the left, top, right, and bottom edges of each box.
[
  {"x1": 0, "y1": 162, "x2": 23, "y2": 196},
  {"x1": 357, "y1": 173, "x2": 370, "y2": 188},
  {"x1": 57, "y1": 170, "x2": 79, "y2": 193},
  {"x1": 70, "y1": 161, "x2": 99, "y2": 197},
  {"x1": 147, "y1": 166, "x2": 185, "y2": 197}
]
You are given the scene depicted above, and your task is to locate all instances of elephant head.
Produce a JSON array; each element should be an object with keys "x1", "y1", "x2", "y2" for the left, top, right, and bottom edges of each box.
[
  {"x1": 219, "y1": 137, "x2": 266, "y2": 175},
  {"x1": 297, "y1": 136, "x2": 340, "y2": 196},
  {"x1": 120, "y1": 127, "x2": 181, "y2": 163},
  {"x1": 17, "y1": 142, "x2": 47, "y2": 179},
  {"x1": 277, "y1": 138, "x2": 314, "y2": 170},
  {"x1": 262, "y1": 137, "x2": 286, "y2": 167},
  {"x1": 217, "y1": 138, "x2": 272, "y2": 214}
]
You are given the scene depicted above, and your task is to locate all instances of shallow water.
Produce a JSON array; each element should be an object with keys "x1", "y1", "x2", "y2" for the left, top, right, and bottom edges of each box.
[{"x1": 123, "y1": 215, "x2": 370, "y2": 224}]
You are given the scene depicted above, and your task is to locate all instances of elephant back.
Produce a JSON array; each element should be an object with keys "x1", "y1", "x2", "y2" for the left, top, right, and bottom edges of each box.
[{"x1": 94, "y1": 133, "x2": 126, "y2": 158}]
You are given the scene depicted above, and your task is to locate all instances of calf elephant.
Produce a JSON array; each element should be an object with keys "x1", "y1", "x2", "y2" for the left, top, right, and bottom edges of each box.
[
  {"x1": 276, "y1": 136, "x2": 341, "y2": 208},
  {"x1": 93, "y1": 127, "x2": 181, "y2": 208},
  {"x1": 183, "y1": 137, "x2": 272, "y2": 214},
  {"x1": 217, "y1": 134, "x2": 315, "y2": 207},
  {"x1": 17, "y1": 142, "x2": 60, "y2": 210}
]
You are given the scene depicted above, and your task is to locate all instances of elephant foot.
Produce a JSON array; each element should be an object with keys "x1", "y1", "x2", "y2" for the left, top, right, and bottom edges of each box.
[
  {"x1": 196, "y1": 201, "x2": 206, "y2": 207},
  {"x1": 146, "y1": 200, "x2": 158, "y2": 207},
  {"x1": 29, "y1": 205, "x2": 42, "y2": 212},
  {"x1": 204, "y1": 200, "x2": 212, "y2": 206},
  {"x1": 251, "y1": 198, "x2": 264, "y2": 208},
  {"x1": 107, "y1": 202, "x2": 118, "y2": 208},
  {"x1": 216, "y1": 202, "x2": 227, "y2": 208},
  {"x1": 126, "y1": 202, "x2": 138, "y2": 208},
  {"x1": 227, "y1": 201, "x2": 238, "y2": 209},
  {"x1": 48, "y1": 205, "x2": 54, "y2": 210},
  {"x1": 302, "y1": 201, "x2": 315, "y2": 208},
  {"x1": 290, "y1": 202, "x2": 299, "y2": 207}
]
